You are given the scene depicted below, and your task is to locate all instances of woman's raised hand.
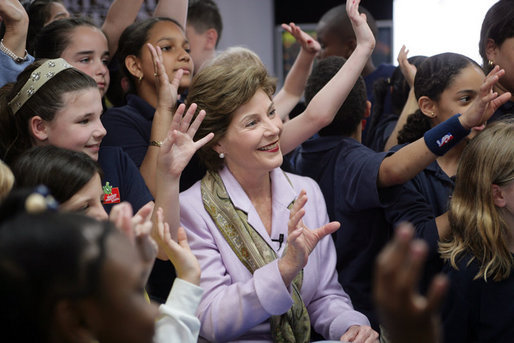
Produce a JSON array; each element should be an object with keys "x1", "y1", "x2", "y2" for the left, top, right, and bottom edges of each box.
[{"x1": 278, "y1": 190, "x2": 340, "y2": 286}]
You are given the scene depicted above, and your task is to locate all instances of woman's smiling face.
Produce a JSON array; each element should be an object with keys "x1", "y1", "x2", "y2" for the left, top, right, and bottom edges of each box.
[{"x1": 215, "y1": 88, "x2": 283, "y2": 179}]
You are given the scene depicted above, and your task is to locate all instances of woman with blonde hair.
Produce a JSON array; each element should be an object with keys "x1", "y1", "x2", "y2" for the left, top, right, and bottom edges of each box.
[{"x1": 439, "y1": 117, "x2": 514, "y2": 343}]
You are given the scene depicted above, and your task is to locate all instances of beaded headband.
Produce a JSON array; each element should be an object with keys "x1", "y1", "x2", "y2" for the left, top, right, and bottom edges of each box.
[{"x1": 8, "y1": 58, "x2": 73, "y2": 114}]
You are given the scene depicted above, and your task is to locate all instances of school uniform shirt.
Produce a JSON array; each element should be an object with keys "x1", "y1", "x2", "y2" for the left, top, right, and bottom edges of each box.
[
  {"x1": 98, "y1": 146, "x2": 153, "y2": 213},
  {"x1": 288, "y1": 135, "x2": 400, "y2": 331},
  {"x1": 383, "y1": 147, "x2": 455, "y2": 292},
  {"x1": 366, "y1": 112, "x2": 399, "y2": 153},
  {"x1": 101, "y1": 94, "x2": 205, "y2": 192},
  {"x1": 180, "y1": 167, "x2": 370, "y2": 342},
  {"x1": 442, "y1": 253, "x2": 514, "y2": 343},
  {"x1": 101, "y1": 94, "x2": 154, "y2": 167}
]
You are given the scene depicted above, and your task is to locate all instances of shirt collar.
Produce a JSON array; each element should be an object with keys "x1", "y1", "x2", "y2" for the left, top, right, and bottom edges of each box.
[
  {"x1": 219, "y1": 166, "x2": 296, "y2": 213},
  {"x1": 126, "y1": 94, "x2": 155, "y2": 120}
]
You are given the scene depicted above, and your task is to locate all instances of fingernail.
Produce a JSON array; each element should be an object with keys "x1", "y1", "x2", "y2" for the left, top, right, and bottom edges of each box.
[{"x1": 307, "y1": 40, "x2": 312, "y2": 44}]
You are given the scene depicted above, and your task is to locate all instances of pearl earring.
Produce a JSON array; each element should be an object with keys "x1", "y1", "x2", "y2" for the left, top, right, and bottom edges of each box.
[{"x1": 219, "y1": 152, "x2": 225, "y2": 159}]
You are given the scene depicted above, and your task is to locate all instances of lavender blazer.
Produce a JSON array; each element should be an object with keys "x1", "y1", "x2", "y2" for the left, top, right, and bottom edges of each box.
[{"x1": 180, "y1": 167, "x2": 369, "y2": 342}]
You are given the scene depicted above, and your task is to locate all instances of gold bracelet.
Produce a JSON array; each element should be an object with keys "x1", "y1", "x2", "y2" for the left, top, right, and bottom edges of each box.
[{"x1": 149, "y1": 140, "x2": 163, "y2": 147}]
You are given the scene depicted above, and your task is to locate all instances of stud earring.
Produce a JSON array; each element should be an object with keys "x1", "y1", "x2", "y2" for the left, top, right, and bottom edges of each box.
[
  {"x1": 138, "y1": 75, "x2": 143, "y2": 82},
  {"x1": 219, "y1": 152, "x2": 225, "y2": 159},
  {"x1": 488, "y1": 60, "x2": 494, "y2": 67}
]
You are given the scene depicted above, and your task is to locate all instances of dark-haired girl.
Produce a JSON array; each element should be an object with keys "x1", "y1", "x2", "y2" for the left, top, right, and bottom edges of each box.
[
  {"x1": 384, "y1": 52, "x2": 511, "y2": 291},
  {"x1": 12, "y1": 145, "x2": 108, "y2": 221}
]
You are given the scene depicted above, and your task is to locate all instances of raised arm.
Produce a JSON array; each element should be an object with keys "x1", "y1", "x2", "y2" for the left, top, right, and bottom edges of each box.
[
  {"x1": 139, "y1": 43, "x2": 183, "y2": 195},
  {"x1": 0, "y1": 0, "x2": 34, "y2": 86},
  {"x1": 152, "y1": 107, "x2": 213, "y2": 257},
  {"x1": 0, "y1": 0, "x2": 28, "y2": 58},
  {"x1": 101, "y1": 0, "x2": 144, "y2": 56},
  {"x1": 377, "y1": 65, "x2": 511, "y2": 188},
  {"x1": 280, "y1": 0, "x2": 375, "y2": 154},
  {"x1": 273, "y1": 23, "x2": 320, "y2": 122},
  {"x1": 153, "y1": 0, "x2": 188, "y2": 29},
  {"x1": 384, "y1": 46, "x2": 419, "y2": 151}
]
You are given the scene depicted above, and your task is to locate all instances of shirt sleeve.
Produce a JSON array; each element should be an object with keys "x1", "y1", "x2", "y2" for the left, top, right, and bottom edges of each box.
[
  {"x1": 338, "y1": 148, "x2": 393, "y2": 211},
  {"x1": 383, "y1": 179, "x2": 440, "y2": 258},
  {"x1": 118, "y1": 149, "x2": 154, "y2": 211},
  {"x1": 154, "y1": 278, "x2": 204, "y2": 343},
  {"x1": 0, "y1": 51, "x2": 35, "y2": 87}
]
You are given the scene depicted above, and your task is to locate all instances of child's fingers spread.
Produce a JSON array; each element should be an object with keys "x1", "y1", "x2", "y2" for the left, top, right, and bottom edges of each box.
[
  {"x1": 171, "y1": 103, "x2": 186, "y2": 130},
  {"x1": 180, "y1": 103, "x2": 197, "y2": 133},
  {"x1": 188, "y1": 109, "x2": 206, "y2": 135},
  {"x1": 195, "y1": 132, "x2": 214, "y2": 150}
]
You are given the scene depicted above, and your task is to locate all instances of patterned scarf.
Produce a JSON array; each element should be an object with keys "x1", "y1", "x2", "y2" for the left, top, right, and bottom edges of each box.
[{"x1": 201, "y1": 170, "x2": 311, "y2": 343}]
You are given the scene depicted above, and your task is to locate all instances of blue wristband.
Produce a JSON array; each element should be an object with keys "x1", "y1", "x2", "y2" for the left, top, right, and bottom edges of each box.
[{"x1": 423, "y1": 114, "x2": 471, "y2": 156}]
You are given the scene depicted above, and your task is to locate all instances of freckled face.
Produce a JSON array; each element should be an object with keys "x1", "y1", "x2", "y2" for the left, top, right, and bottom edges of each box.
[{"x1": 216, "y1": 89, "x2": 283, "y2": 180}]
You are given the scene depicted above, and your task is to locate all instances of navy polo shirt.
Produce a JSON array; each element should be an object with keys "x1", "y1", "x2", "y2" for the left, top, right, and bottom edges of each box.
[
  {"x1": 101, "y1": 94, "x2": 206, "y2": 192},
  {"x1": 98, "y1": 146, "x2": 153, "y2": 213},
  {"x1": 366, "y1": 112, "x2": 398, "y2": 152},
  {"x1": 384, "y1": 145, "x2": 455, "y2": 292},
  {"x1": 101, "y1": 94, "x2": 155, "y2": 168},
  {"x1": 289, "y1": 135, "x2": 400, "y2": 331},
  {"x1": 442, "y1": 253, "x2": 514, "y2": 343}
]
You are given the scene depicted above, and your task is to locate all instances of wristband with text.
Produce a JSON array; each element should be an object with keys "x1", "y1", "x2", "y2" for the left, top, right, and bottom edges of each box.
[{"x1": 424, "y1": 114, "x2": 471, "y2": 156}]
